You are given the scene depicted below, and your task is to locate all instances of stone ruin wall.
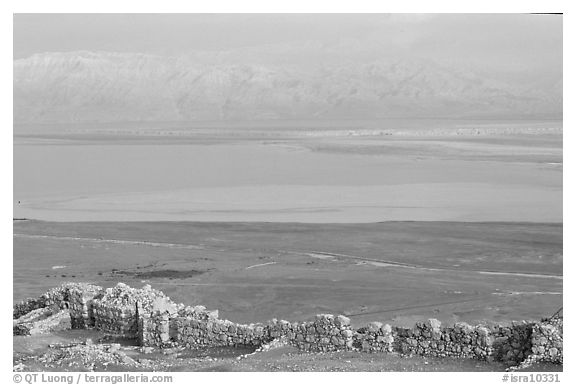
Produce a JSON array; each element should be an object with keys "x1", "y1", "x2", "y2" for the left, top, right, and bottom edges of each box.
[
  {"x1": 153, "y1": 310, "x2": 355, "y2": 352},
  {"x1": 13, "y1": 283, "x2": 562, "y2": 368}
]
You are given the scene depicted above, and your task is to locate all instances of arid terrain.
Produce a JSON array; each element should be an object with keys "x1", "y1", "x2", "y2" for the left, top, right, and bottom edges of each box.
[
  {"x1": 14, "y1": 220, "x2": 562, "y2": 326},
  {"x1": 13, "y1": 121, "x2": 563, "y2": 371},
  {"x1": 13, "y1": 14, "x2": 563, "y2": 373}
]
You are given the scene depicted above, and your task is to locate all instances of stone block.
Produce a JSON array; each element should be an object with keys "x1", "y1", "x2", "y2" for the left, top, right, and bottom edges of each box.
[
  {"x1": 367, "y1": 322, "x2": 383, "y2": 332},
  {"x1": 335, "y1": 315, "x2": 351, "y2": 327}
]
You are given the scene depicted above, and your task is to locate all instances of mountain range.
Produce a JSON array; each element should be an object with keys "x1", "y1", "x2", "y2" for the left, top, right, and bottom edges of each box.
[{"x1": 14, "y1": 49, "x2": 562, "y2": 123}]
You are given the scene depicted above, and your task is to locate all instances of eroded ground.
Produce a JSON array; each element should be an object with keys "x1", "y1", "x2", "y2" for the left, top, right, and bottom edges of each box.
[{"x1": 14, "y1": 221, "x2": 562, "y2": 327}]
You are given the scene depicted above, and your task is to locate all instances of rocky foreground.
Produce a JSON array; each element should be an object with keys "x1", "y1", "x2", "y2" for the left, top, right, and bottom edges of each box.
[{"x1": 13, "y1": 282, "x2": 562, "y2": 372}]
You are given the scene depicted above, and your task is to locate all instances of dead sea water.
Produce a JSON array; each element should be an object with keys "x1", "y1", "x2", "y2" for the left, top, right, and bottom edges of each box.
[{"x1": 13, "y1": 126, "x2": 562, "y2": 222}]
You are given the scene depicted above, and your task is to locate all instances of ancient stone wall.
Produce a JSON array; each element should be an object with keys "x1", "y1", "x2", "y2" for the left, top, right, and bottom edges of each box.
[
  {"x1": 147, "y1": 311, "x2": 355, "y2": 352},
  {"x1": 13, "y1": 283, "x2": 102, "y2": 321},
  {"x1": 393, "y1": 321, "x2": 493, "y2": 360},
  {"x1": 67, "y1": 283, "x2": 102, "y2": 329},
  {"x1": 530, "y1": 320, "x2": 563, "y2": 365},
  {"x1": 492, "y1": 322, "x2": 535, "y2": 365},
  {"x1": 13, "y1": 298, "x2": 45, "y2": 319},
  {"x1": 281, "y1": 314, "x2": 354, "y2": 352},
  {"x1": 13, "y1": 286, "x2": 68, "y2": 319},
  {"x1": 157, "y1": 305, "x2": 269, "y2": 349},
  {"x1": 13, "y1": 306, "x2": 70, "y2": 336},
  {"x1": 354, "y1": 321, "x2": 395, "y2": 353},
  {"x1": 91, "y1": 283, "x2": 177, "y2": 338},
  {"x1": 13, "y1": 282, "x2": 563, "y2": 370}
]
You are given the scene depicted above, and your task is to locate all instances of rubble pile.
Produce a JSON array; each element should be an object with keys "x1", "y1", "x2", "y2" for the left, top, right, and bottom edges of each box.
[{"x1": 37, "y1": 342, "x2": 141, "y2": 371}]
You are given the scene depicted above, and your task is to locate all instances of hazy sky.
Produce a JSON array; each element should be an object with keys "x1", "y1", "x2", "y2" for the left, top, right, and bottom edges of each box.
[{"x1": 14, "y1": 13, "x2": 562, "y2": 80}]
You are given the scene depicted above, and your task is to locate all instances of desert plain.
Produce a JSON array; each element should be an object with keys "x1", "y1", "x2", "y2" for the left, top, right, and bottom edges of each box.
[{"x1": 13, "y1": 119, "x2": 562, "y2": 371}]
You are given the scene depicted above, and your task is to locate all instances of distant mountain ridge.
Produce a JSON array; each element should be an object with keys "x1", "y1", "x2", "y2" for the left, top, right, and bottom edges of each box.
[{"x1": 14, "y1": 51, "x2": 562, "y2": 123}]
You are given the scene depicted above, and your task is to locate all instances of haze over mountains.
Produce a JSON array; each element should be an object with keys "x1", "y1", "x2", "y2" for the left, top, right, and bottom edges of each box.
[
  {"x1": 14, "y1": 14, "x2": 562, "y2": 124},
  {"x1": 13, "y1": 49, "x2": 561, "y2": 124}
]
